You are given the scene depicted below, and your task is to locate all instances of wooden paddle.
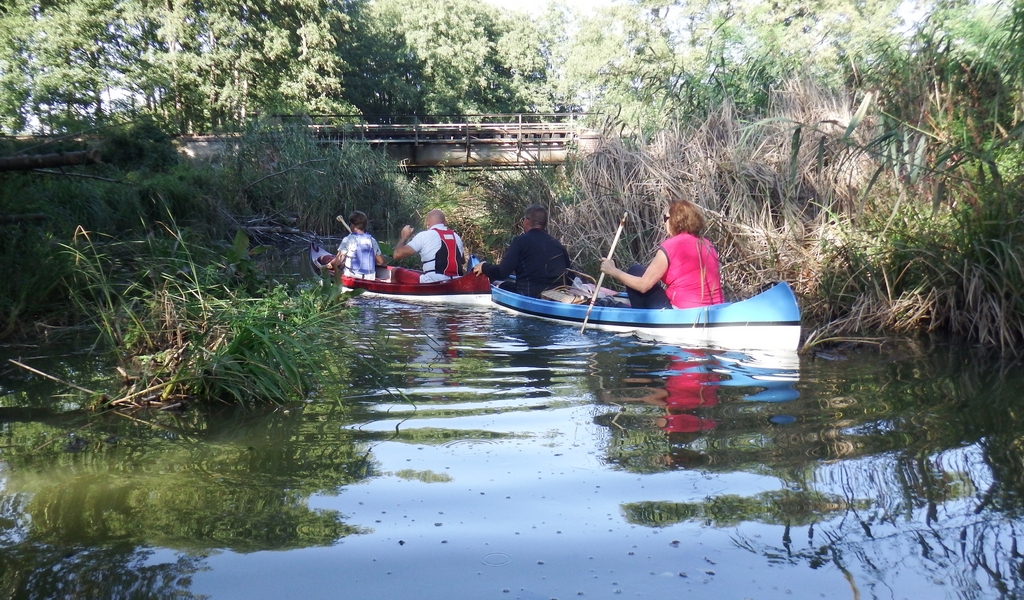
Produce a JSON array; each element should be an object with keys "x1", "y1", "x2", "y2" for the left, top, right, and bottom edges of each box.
[
  {"x1": 581, "y1": 212, "x2": 628, "y2": 333},
  {"x1": 335, "y1": 214, "x2": 353, "y2": 233}
]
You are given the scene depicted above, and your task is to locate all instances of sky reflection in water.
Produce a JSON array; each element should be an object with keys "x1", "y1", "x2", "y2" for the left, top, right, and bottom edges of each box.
[{"x1": 1, "y1": 296, "x2": 1023, "y2": 598}]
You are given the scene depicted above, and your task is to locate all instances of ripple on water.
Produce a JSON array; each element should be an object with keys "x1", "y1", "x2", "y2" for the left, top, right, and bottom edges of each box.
[
  {"x1": 442, "y1": 439, "x2": 501, "y2": 448},
  {"x1": 481, "y1": 552, "x2": 512, "y2": 567}
]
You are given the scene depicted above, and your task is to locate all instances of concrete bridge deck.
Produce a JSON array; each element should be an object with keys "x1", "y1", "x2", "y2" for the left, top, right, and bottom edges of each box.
[
  {"x1": 174, "y1": 114, "x2": 600, "y2": 169},
  {"x1": 299, "y1": 113, "x2": 598, "y2": 169}
]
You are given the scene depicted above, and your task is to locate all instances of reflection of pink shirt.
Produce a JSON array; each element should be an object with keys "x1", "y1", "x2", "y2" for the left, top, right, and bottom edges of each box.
[
  {"x1": 660, "y1": 233, "x2": 724, "y2": 308},
  {"x1": 664, "y1": 359, "x2": 720, "y2": 410},
  {"x1": 661, "y1": 413, "x2": 717, "y2": 433}
]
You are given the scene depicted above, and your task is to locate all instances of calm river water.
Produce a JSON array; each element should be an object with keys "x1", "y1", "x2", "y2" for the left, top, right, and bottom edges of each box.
[{"x1": 2, "y1": 289, "x2": 1024, "y2": 599}]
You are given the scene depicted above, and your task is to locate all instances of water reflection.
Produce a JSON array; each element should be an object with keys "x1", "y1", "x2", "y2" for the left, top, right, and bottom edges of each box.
[
  {"x1": 603, "y1": 343, "x2": 1024, "y2": 597},
  {"x1": 596, "y1": 347, "x2": 800, "y2": 471},
  {"x1": 0, "y1": 400, "x2": 376, "y2": 596},
  {"x1": 7, "y1": 296, "x2": 1024, "y2": 598},
  {"x1": 0, "y1": 540, "x2": 207, "y2": 600}
]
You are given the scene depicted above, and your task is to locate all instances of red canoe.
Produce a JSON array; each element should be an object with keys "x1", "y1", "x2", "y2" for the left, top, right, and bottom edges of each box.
[{"x1": 310, "y1": 243, "x2": 492, "y2": 305}]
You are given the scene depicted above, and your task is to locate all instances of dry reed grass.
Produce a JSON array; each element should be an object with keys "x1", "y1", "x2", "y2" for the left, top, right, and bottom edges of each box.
[
  {"x1": 560, "y1": 80, "x2": 876, "y2": 300},
  {"x1": 554, "y1": 79, "x2": 1024, "y2": 353}
]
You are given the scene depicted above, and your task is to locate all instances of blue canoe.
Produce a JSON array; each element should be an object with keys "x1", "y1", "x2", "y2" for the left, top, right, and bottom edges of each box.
[{"x1": 491, "y1": 281, "x2": 802, "y2": 351}]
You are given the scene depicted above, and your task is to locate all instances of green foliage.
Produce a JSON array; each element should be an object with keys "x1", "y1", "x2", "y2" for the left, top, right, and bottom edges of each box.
[
  {"x1": 101, "y1": 117, "x2": 179, "y2": 173},
  {"x1": 0, "y1": 171, "x2": 216, "y2": 341},
  {"x1": 0, "y1": 225, "x2": 73, "y2": 337},
  {"x1": 405, "y1": 169, "x2": 565, "y2": 264},
  {"x1": 221, "y1": 122, "x2": 418, "y2": 236},
  {"x1": 555, "y1": 4, "x2": 684, "y2": 127},
  {"x1": 856, "y1": 2, "x2": 1020, "y2": 209},
  {"x1": 790, "y1": 0, "x2": 1024, "y2": 351},
  {"x1": 0, "y1": 0, "x2": 122, "y2": 132},
  {"x1": 222, "y1": 228, "x2": 270, "y2": 293},
  {"x1": 354, "y1": 0, "x2": 549, "y2": 116},
  {"x1": 555, "y1": 0, "x2": 903, "y2": 131},
  {"x1": 0, "y1": 118, "x2": 424, "y2": 336},
  {"x1": 61, "y1": 225, "x2": 363, "y2": 406},
  {"x1": 478, "y1": 169, "x2": 563, "y2": 257},
  {"x1": 812, "y1": 191, "x2": 1024, "y2": 352},
  {"x1": 0, "y1": 0, "x2": 356, "y2": 135},
  {"x1": 0, "y1": 0, "x2": 559, "y2": 134}
]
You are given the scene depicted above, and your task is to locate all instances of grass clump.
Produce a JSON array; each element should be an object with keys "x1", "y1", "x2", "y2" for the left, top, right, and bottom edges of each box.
[
  {"x1": 63, "y1": 225, "x2": 359, "y2": 407},
  {"x1": 216, "y1": 122, "x2": 420, "y2": 236},
  {"x1": 808, "y1": 193, "x2": 1024, "y2": 352}
]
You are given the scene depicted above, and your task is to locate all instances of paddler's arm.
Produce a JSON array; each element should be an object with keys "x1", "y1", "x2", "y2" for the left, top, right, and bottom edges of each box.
[
  {"x1": 601, "y1": 249, "x2": 669, "y2": 293},
  {"x1": 479, "y1": 235, "x2": 526, "y2": 280},
  {"x1": 327, "y1": 251, "x2": 346, "y2": 270},
  {"x1": 392, "y1": 225, "x2": 417, "y2": 261},
  {"x1": 472, "y1": 248, "x2": 514, "y2": 280}
]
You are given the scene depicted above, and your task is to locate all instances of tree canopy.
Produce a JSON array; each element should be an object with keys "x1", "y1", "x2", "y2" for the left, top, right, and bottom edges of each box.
[{"x1": 0, "y1": 0, "x2": 1019, "y2": 136}]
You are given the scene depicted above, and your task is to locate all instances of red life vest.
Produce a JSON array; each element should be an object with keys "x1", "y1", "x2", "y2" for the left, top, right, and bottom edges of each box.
[{"x1": 430, "y1": 228, "x2": 464, "y2": 277}]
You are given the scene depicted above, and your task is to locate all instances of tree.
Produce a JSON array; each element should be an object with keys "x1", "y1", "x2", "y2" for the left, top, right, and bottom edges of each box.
[
  {"x1": 0, "y1": 0, "x2": 361, "y2": 134},
  {"x1": 0, "y1": 0, "x2": 124, "y2": 132},
  {"x1": 143, "y1": 0, "x2": 357, "y2": 132},
  {"x1": 0, "y1": 0, "x2": 33, "y2": 132},
  {"x1": 555, "y1": 0, "x2": 904, "y2": 129},
  {"x1": 344, "y1": 0, "x2": 554, "y2": 118}
]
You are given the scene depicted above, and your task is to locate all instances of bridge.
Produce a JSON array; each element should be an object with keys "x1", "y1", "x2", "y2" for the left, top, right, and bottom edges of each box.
[{"x1": 179, "y1": 114, "x2": 601, "y2": 170}]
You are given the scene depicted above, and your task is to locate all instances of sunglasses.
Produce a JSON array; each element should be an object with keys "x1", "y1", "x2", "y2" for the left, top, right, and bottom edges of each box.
[{"x1": 663, "y1": 214, "x2": 671, "y2": 222}]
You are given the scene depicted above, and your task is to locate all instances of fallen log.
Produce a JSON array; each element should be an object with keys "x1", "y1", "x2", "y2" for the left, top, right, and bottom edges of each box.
[
  {"x1": 0, "y1": 149, "x2": 101, "y2": 172},
  {"x1": 0, "y1": 213, "x2": 48, "y2": 224}
]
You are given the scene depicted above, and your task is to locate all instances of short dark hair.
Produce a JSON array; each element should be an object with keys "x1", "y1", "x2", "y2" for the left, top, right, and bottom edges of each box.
[
  {"x1": 523, "y1": 204, "x2": 548, "y2": 229},
  {"x1": 348, "y1": 210, "x2": 368, "y2": 230}
]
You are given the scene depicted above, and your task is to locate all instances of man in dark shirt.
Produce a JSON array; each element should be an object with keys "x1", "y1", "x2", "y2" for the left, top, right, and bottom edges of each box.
[{"x1": 471, "y1": 204, "x2": 571, "y2": 297}]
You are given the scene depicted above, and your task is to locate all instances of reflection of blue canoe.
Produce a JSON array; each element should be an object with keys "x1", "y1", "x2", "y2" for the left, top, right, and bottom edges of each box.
[
  {"x1": 653, "y1": 349, "x2": 801, "y2": 403},
  {"x1": 710, "y1": 350, "x2": 801, "y2": 402},
  {"x1": 491, "y1": 282, "x2": 801, "y2": 351}
]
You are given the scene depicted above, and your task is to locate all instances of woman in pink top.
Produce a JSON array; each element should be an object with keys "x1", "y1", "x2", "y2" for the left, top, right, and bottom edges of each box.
[{"x1": 600, "y1": 199, "x2": 723, "y2": 309}]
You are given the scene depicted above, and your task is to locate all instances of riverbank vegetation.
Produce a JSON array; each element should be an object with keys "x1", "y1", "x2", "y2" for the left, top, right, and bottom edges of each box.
[
  {"x1": 0, "y1": 121, "x2": 417, "y2": 406},
  {"x1": 537, "y1": 1, "x2": 1024, "y2": 354},
  {"x1": 64, "y1": 225, "x2": 369, "y2": 407},
  {"x1": 2, "y1": 0, "x2": 1024, "y2": 383}
]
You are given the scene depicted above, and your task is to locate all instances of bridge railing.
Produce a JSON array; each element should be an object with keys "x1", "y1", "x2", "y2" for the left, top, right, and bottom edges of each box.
[
  {"x1": 273, "y1": 113, "x2": 590, "y2": 126},
  {"x1": 265, "y1": 113, "x2": 602, "y2": 168},
  {"x1": 275, "y1": 113, "x2": 591, "y2": 142}
]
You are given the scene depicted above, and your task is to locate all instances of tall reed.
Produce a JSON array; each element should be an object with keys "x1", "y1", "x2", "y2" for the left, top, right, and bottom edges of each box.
[
  {"x1": 560, "y1": 81, "x2": 876, "y2": 298},
  {"x1": 405, "y1": 169, "x2": 566, "y2": 265},
  {"x1": 557, "y1": 78, "x2": 1024, "y2": 353},
  {"x1": 808, "y1": 192, "x2": 1024, "y2": 352},
  {"x1": 62, "y1": 225, "x2": 361, "y2": 406},
  {"x1": 218, "y1": 122, "x2": 419, "y2": 237}
]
